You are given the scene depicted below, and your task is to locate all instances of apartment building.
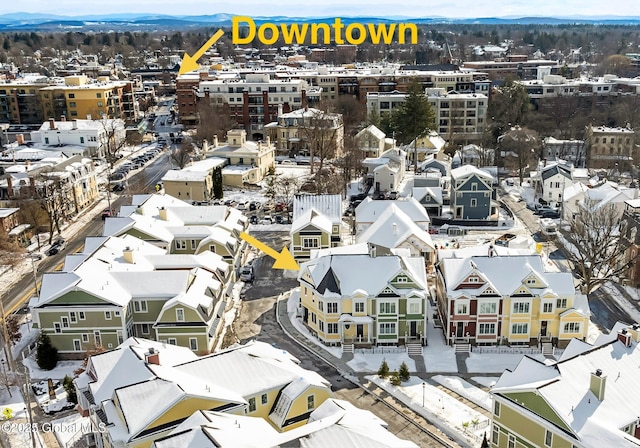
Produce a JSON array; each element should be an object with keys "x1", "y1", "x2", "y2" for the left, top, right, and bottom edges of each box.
[
  {"x1": 461, "y1": 57, "x2": 560, "y2": 81},
  {"x1": 584, "y1": 125, "x2": 635, "y2": 170},
  {"x1": 0, "y1": 74, "x2": 51, "y2": 124},
  {"x1": 367, "y1": 89, "x2": 488, "y2": 143}
]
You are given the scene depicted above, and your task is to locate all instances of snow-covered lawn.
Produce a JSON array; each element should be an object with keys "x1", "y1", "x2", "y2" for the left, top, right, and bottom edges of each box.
[
  {"x1": 424, "y1": 303, "x2": 458, "y2": 373},
  {"x1": 22, "y1": 358, "x2": 82, "y2": 381},
  {"x1": 0, "y1": 386, "x2": 28, "y2": 420},
  {"x1": 347, "y1": 352, "x2": 415, "y2": 373},
  {"x1": 50, "y1": 413, "x2": 91, "y2": 448},
  {"x1": 432, "y1": 375, "x2": 492, "y2": 410},
  {"x1": 32, "y1": 380, "x2": 74, "y2": 414},
  {"x1": 369, "y1": 375, "x2": 490, "y2": 447},
  {"x1": 465, "y1": 352, "x2": 546, "y2": 373}
]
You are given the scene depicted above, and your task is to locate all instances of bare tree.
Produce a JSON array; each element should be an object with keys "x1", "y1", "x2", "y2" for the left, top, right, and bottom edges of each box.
[
  {"x1": 193, "y1": 101, "x2": 237, "y2": 147},
  {"x1": 0, "y1": 232, "x2": 25, "y2": 269},
  {"x1": 562, "y1": 200, "x2": 629, "y2": 294},
  {"x1": 498, "y1": 126, "x2": 540, "y2": 183},
  {"x1": 18, "y1": 201, "x2": 49, "y2": 249},
  {"x1": 31, "y1": 170, "x2": 75, "y2": 245},
  {"x1": 170, "y1": 140, "x2": 196, "y2": 169},
  {"x1": 298, "y1": 109, "x2": 343, "y2": 179}
]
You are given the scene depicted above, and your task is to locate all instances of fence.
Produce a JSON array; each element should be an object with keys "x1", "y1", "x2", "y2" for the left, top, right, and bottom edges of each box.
[
  {"x1": 355, "y1": 346, "x2": 405, "y2": 355},
  {"x1": 472, "y1": 346, "x2": 542, "y2": 355}
]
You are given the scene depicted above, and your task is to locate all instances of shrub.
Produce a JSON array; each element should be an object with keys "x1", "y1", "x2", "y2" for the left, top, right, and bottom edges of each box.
[
  {"x1": 389, "y1": 371, "x2": 402, "y2": 386},
  {"x1": 63, "y1": 375, "x2": 77, "y2": 404},
  {"x1": 36, "y1": 332, "x2": 58, "y2": 370},
  {"x1": 377, "y1": 359, "x2": 389, "y2": 378}
]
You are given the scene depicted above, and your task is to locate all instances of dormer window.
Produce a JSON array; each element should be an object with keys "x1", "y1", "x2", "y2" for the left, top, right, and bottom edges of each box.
[{"x1": 468, "y1": 276, "x2": 480, "y2": 283}]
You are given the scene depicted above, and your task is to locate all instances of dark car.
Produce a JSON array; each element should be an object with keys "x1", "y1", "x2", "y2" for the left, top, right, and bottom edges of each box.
[
  {"x1": 249, "y1": 215, "x2": 259, "y2": 225},
  {"x1": 45, "y1": 246, "x2": 59, "y2": 256},
  {"x1": 350, "y1": 193, "x2": 367, "y2": 202},
  {"x1": 540, "y1": 210, "x2": 561, "y2": 219},
  {"x1": 101, "y1": 208, "x2": 112, "y2": 220},
  {"x1": 112, "y1": 182, "x2": 126, "y2": 192},
  {"x1": 249, "y1": 201, "x2": 261, "y2": 211}
]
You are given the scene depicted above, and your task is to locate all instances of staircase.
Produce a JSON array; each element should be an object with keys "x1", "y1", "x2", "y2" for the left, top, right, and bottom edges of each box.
[
  {"x1": 542, "y1": 342, "x2": 554, "y2": 356},
  {"x1": 454, "y1": 343, "x2": 471, "y2": 353},
  {"x1": 406, "y1": 343, "x2": 422, "y2": 356},
  {"x1": 342, "y1": 343, "x2": 354, "y2": 354}
]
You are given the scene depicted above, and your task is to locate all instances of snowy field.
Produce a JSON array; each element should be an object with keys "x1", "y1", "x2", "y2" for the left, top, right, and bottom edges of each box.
[{"x1": 432, "y1": 375, "x2": 492, "y2": 410}]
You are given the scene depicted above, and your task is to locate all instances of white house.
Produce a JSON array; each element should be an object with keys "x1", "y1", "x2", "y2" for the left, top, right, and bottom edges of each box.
[
  {"x1": 355, "y1": 197, "x2": 430, "y2": 234},
  {"x1": 534, "y1": 161, "x2": 573, "y2": 208}
]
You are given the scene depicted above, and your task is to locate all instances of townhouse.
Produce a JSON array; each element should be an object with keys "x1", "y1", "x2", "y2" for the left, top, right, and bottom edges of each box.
[
  {"x1": 152, "y1": 399, "x2": 418, "y2": 448},
  {"x1": 290, "y1": 194, "x2": 345, "y2": 260},
  {"x1": 449, "y1": 165, "x2": 498, "y2": 223},
  {"x1": 0, "y1": 207, "x2": 32, "y2": 246},
  {"x1": 490, "y1": 322, "x2": 640, "y2": 448},
  {"x1": 29, "y1": 234, "x2": 230, "y2": 355},
  {"x1": 75, "y1": 338, "x2": 334, "y2": 447},
  {"x1": 298, "y1": 247, "x2": 429, "y2": 348},
  {"x1": 584, "y1": 125, "x2": 635, "y2": 171},
  {"x1": 355, "y1": 197, "x2": 430, "y2": 234},
  {"x1": 435, "y1": 251, "x2": 590, "y2": 349}
]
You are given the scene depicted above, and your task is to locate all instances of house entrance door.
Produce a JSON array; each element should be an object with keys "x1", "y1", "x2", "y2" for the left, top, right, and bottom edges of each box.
[{"x1": 456, "y1": 322, "x2": 464, "y2": 338}]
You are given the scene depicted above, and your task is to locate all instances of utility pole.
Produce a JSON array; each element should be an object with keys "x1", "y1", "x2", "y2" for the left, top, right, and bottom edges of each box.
[
  {"x1": 0, "y1": 299, "x2": 15, "y2": 371},
  {"x1": 23, "y1": 367, "x2": 37, "y2": 448}
]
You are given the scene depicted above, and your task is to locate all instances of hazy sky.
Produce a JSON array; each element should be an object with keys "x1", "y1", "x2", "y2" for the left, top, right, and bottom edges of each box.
[{"x1": 6, "y1": 0, "x2": 640, "y2": 18}]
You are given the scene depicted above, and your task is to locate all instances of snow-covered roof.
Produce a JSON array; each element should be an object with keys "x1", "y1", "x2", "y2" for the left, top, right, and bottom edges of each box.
[
  {"x1": 450, "y1": 164, "x2": 493, "y2": 181},
  {"x1": 355, "y1": 197, "x2": 429, "y2": 225},
  {"x1": 291, "y1": 208, "x2": 333, "y2": 234},
  {"x1": 293, "y1": 194, "x2": 342, "y2": 223},
  {"x1": 161, "y1": 158, "x2": 227, "y2": 182},
  {"x1": 0, "y1": 208, "x2": 19, "y2": 218},
  {"x1": 298, "y1": 253, "x2": 427, "y2": 298},
  {"x1": 412, "y1": 186, "x2": 443, "y2": 204},
  {"x1": 356, "y1": 206, "x2": 434, "y2": 252},
  {"x1": 356, "y1": 124, "x2": 386, "y2": 140},
  {"x1": 492, "y1": 326, "x2": 640, "y2": 448}
]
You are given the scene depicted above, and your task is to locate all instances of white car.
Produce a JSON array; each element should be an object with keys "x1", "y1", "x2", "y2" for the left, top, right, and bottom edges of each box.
[{"x1": 239, "y1": 265, "x2": 254, "y2": 282}]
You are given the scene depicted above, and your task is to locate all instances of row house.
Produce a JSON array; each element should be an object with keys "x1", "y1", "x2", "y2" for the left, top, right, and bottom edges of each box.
[
  {"x1": 0, "y1": 207, "x2": 32, "y2": 246},
  {"x1": 30, "y1": 234, "x2": 231, "y2": 355},
  {"x1": 298, "y1": 248, "x2": 429, "y2": 347},
  {"x1": 620, "y1": 199, "x2": 640, "y2": 286},
  {"x1": 435, "y1": 253, "x2": 590, "y2": 348},
  {"x1": 490, "y1": 323, "x2": 640, "y2": 448},
  {"x1": 450, "y1": 165, "x2": 498, "y2": 223},
  {"x1": 74, "y1": 338, "x2": 334, "y2": 448}
]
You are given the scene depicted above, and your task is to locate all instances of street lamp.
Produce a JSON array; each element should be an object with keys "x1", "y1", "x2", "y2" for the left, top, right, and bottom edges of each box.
[
  {"x1": 422, "y1": 382, "x2": 425, "y2": 407},
  {"x1": 29, "y1": 254, "x2": 39, "y2": 296}
]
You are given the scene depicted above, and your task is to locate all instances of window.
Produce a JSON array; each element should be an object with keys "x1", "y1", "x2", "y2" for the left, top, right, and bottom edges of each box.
[
  {"x1": 379, "y1": 323, "x2": 396, "y2": 334},
  {"x1": 563, "y1": 322, "x2": 581, "y2": 333},
  {"x1": 54, "y1": 323, "x2": 61, "y2": 333},
  {"x1": 61, "y1": 317, "x2": 69, "y2": 328},
  {"x1": 311, "y1": 313, "x2": 316, "y2": 324},
  {"x1": 396, "y1": 276, "x2": 408, "y2": 283},
  {"x1": 70, "y1": 312, "x2": 77, "y2": 323},
  {"x1": 307, "y1": 394, "x2": 315, "y2": 410},
  {"x1": 302, "y1": 237, "x2": 319, "y2": 249},
  {"x1": 470, "y1": 198, "x2": 477, "y2": 207},
  {"x1": 96, "y1": 93, "x2": 102, "y2": 98},
  {"x1": 511, "y1": 323, "x2": 528, "y2": 334},
  {"x1": 69, "y1": 93, "x2": 75, "y2": 98},
  {"x1": 556, "y1": 298, "x2": 567, "y2": 309},
  {"x1": 176, "y1": 240, "x2": 187, "y2": 250},
  {"x1": 327, "y1": 302, "x2": 338, "y2": 314},
  {"x1": 379, "y1": 302, "x2": 396, "y2": 314},
  {"x1": 471, "y1": 183, "x2": 478, "y2": 191},
  {"x1": 105, "y1": 311, "x2": 112, "y2": 320},
  {"x1": 542, "y1": 302, "x2": 553, "y2": 313},
  {"x1": 176, "y1": 308, "x2": 185, "y2": 322},
  {"x1": 479, "y1": 323, "x2": 496, "y2": 334},
  {"x1": 97, "y1": 102, "x2": 103, "y2": 107},
  {"x1": 479, "y1": 302, "x2": 497, "y2": 314},
  {"x1": 319, "y1": 321, "x2": 324, "y2": 332},
  {"x1": 94, "y1": 331, "x2": 101, "y2": 346},
  {"x1": 134, "y1": 300, "x2": 148, "y2": 312},
  {"x1": 168, "y1": 338, "x2": 177, "y2": 345},
  {"x1": 328, "y1": 323, "x2": 338, "y2": 334},
  {"x1": 141, "y1": 324, "x2": 150, "y2": 334},
  {"x1": 456, "y1": 302, "x2": 468, "y2": 314},
  {"x1": 508, "y1": 434, "x2": 515, "y2": 448},
  {"x1": 73, "y1": 340, "x2": 81, "y2": 351},
  {"x1": 409, "y1": 302, "x2": 421, "y2": 314},
  {"x1": 545, "y1": 430, "x2": 553, "y2": 447},
  {"x1": 526, "y1": 278, "x2": 536, "y2": 285},
  {"x1": 69, "y1": 101, "x2": 76, "y2": 108},
  {"x1": 318, "y1": 301, "x2": 323, "y2": 312},
  {"x1": 355, "y1": 302, "x2": 365, "y2": 313},
  {"x1": 80, "y1": 136, "x2": 85, "y2": 144},
  {"x1": 189, "y1": 338, "x2": 198, "y2": 350},
  {"x1": 494, "y1": 401, "x2": 501, "y2": 416},
  {"x1": 512, "y1": 302, "x2": 530, "y2": 313},
  {"x1": 114, "y1": 311, "x2": 121, "y2": 317},
  {"x1": 117, "y1": 331, "x2": 123, "y2": 344},
  {"x1": 492, "y1": 424, "x2": 500, "y2": 444},
  {"x1": 190, "y1": 239, "x2": 197, "y2": 250}
]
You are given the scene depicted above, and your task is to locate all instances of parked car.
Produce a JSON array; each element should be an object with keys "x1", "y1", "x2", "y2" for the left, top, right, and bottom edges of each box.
[
  {"x1": 534, "y1": 206, "x2": 555, "y2": 216},
  {"x1": 259, "y1": 215, "x2": 273, "y2": 224},
  {"x1": 239, "y1": 265, "x2": 254, "y2": 282},
  {"x1": 280, "y1": 159, "x2": 296, "y2": 165},
  {"x1": 249, "y1": 201, "x2": 261, "y2": 211},
  {"x1": 540, "y1": 210, "x2": 561, "y2": 219},
  {"x1": 101, "y1": 208, "x2": 112, "y2": 220},
  {"x1": 236, "y1": 200, "x2": 250, "y2": 211},
  {"x1": 249, "y1": 214, "x2": 259, "y2": 225}
]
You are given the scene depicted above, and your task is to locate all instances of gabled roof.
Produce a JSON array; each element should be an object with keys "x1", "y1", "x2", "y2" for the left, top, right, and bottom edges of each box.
[
  {"x1": 450, "y1": 164, "x2": 493, "y2": 182},
  {"x1": 355, "y1": 197, "x2": 429, "y2": 225},
  {"x1": 492, "y1": 326, "x2": 640, "y2": 447},
  {"x1": 356, "y1": 124, "x2": 386, "y2": 140},
  {"x1": 356, "y1": 206, "x2": 434, "y2": 251},
  {"x1": 291, "y1": 208, "x2": 333, "y2": 234},
  {"x1": 412, "y1": 186, "x2": 443, "y2": 205},
  {"x1": 541, "y1": 162, "x2": 572, "y2": 181}
]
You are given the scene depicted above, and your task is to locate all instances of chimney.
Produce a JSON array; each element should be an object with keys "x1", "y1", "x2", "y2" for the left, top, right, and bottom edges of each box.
[
  {"x1": 392, "y1": 222, "x2": 397, "y2": 236},
  {"x1": 16, "y1": 134, "x2": 24, "y2": 145},
  {"x1": 144, "y1": 347, "x2": 160, "y2": 365},
  {"x1": 158, "y1": 206, "x2": 168, "y2": 221},
  {"x1": 212, "y1": 135, "x2": 219, "y2": 147},
  {"x1": 72, "y1": 119, "x2": 78, "y2": 129},
  {"x1": 488, "y1": 244, "x2": 496, "y2": 257},
  {"x1": 123, "y1": 246, "x2": 135, "y2": 264},
  {"x1": 49, "y1": 118, "x2": 55, "y2": 130},
  {"x1": 368, "y1": 243, "x2": 376, "y2": 258},
  {"x1": 6, "y1": 177, "x2": 12, "y2": 197},
  {"x1": 266, "y1": 135, "x2": 270, "y2": 147},
  {"x1": 617, "y1": 328, "x2": 632, "y2": 347},
  {"x1": 258, "y1": 141, "x2": 263, "y2": 152},
  {"x1": 589, "y1": 369, "x2": 606, "y2": 401},
  {"x1": 278, "y1": 104, "x2": 283, "y2": 116},
  {"x1": 25, "y1": 160, "x2": 31, "y2": 169},
  {"x1": 630, "y1": 323, "x2": 640, "y2": 342},
  {"x1": 60, "y1": 115, "x2": 66, "y2": 122},
  {"x1": 202, "y1": 139, "x2": 208, "y2": 153}
]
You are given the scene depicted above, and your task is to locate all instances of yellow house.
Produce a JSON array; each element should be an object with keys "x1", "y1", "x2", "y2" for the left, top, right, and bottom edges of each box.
[
  {"x1": 161, "y1": 157, "x2": 226, "y2": 203},
  {"x1": 490, "y1": 323, "x2": 640, "y2": 448},
  {"x1": 75, "y1": 338, "x2": 334, "y2": 448},
  {"x1": 436, "y1": 252, "x2": 590, "y2": 349}
]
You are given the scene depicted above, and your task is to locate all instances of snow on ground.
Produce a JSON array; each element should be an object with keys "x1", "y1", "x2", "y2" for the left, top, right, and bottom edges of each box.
[
  {"x1": 465, "y1": 352, "x2": 546, "y2": 374},
  {"x1": 586, "y1": 320, "x2": 603, "y2": 344},
  {"x1": 11, "y1": 320, "x2": 39, "y2": 359},
  {"x1": 50, "y1": 413, "x2": 91, "y2": 448},
  {"x1": 432, "y1": 375, "x2": 492, "y2": 411},
  {"x1": 222, "y1": 189, "x2": 267, "y2": 204},
  {"x1": 0, "y1": 386, "x2": 28, "y2": 419},
  {"x1": 214, "y1": 281, "x2": 245, "y2": 352},
  {"x1": 369, "y1": 375, "x2": 489, "y2": 447},
  {"x1": 470, "y1": 376, "x2": 499, "y2": 389},
  {"x1": 347, "y1": 352, "x2": 415, "y2": 373},
  {"x1": 248, "y1": 224, "x2": 291, "y2": 232},
  {"x1": 22, "y1": 358, "x2": 82, "y2": 381},
  {"x1": 274, "y1": 165, "x2": 312, "y2": 179},
  {"x1": 32, "y1": 379, "x2": 74, "y2": 414},
  {"x1": 602, "y1": 282, "x2": 640, "y2": 324},
  {"x1": 424, "y1": 302, "x2": 458, "y2": 373}
]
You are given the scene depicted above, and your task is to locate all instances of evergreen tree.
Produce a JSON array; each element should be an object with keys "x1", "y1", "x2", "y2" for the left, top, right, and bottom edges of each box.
[
  {"x1": 377, "y1": 359, "x2": 389, "y2": 378},
  {"x1": 212, "y1": 167, "x2": 223, "y2": 199},
  {"x1": 264, "y1": 165, "x2": 280, "y2": 203},
  {"x1": 36, "y1": 332, "x2": 58, "y2": 371},
  {"x1": 481, "y1": 432, "x2": 490, "y2": 448},
  {"x1": 389, "y1": 371, "x2": 402, "y2": 386},
  {"x1": 63, "y1": 375, "x2": 77, "y2": 404},
  {"x1": 398, "y1": 361, "x2": 410, "y2": 382}
]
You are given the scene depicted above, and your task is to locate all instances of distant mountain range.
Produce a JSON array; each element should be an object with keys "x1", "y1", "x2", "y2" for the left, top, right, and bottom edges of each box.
[{"x1": 2, "y1": 12, "x2": 640, "y2": 31}]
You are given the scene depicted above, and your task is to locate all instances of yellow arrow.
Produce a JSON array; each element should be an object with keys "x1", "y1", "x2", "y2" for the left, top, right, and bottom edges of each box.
[
  {"x1": 179, "y1": 29, "x2": 225, "y2": 76},
  {"x1": 240, "y1": 232, "x2": 299, "y2": 271}
]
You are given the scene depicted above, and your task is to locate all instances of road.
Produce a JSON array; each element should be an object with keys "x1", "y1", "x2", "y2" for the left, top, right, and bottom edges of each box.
[
  {"x1": 234, "y1": 231, "x2": 457, "y2": 448},
  {"x1": 500, "y1": 189, "x2": 636, "y2": 331}
]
